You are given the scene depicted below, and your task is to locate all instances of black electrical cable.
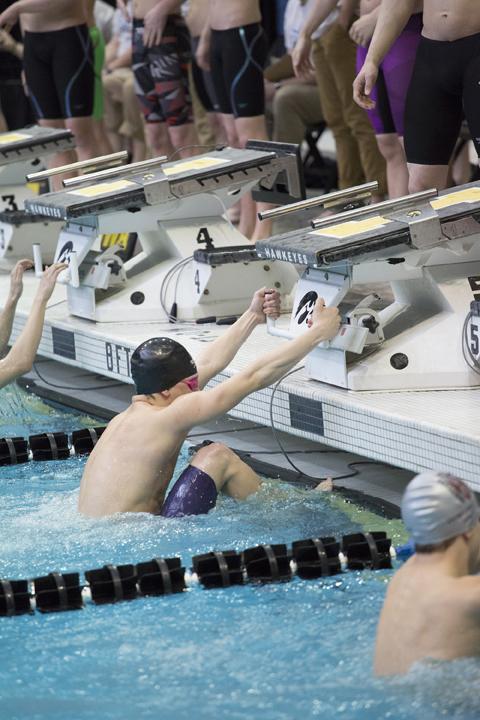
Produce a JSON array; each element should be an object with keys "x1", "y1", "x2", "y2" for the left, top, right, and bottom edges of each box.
[
  {"x1": 187, "y1": 425, "x2": 264, "y2": 438},
  {"x1": 167, "y1": 143, "x2": 226, "y2": 163},
  {"x1": 33, "y1": 363, "x2": 124, "y2": 392},
  {"x1": 268, "y1": 366, "x2": 390, "y2": 483}
]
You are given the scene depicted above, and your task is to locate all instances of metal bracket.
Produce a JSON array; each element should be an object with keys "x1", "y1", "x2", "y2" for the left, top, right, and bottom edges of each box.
[
  {"x1": 143, "y1": 175, "x2": 172, "y2": 206},
  {"x1": 392, "y1": 205, "x2": 444, "y2": 250}
]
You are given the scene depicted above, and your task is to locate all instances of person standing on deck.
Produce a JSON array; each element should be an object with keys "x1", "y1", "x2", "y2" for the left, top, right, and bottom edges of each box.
[
  {"x1": 195, "y1": 0, "x2": 275, "y2": 241},
  {"x1": 131, "y1": 0, "x2": 199, "y2": 160},
  {"x1": 291, "y1": 0, "x2": 386, "y2": 201},
  {"x1": 354, "y1": 0, "x2": 480, "y2": 194},
  {"x1": 350, "y1": 0, "x2": 422, "y2": 198},
  {"x1": 0, "y1": 0, "x2": 103, "y2": 190}
]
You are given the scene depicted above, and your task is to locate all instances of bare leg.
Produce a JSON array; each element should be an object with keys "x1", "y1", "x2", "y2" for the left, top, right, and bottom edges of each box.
[
  {"x1": 218, "y1": 113, "x2": 238, "y2": 146},
  {"x1": 145, "y1": 121, "x2": 175, "y2": 159},
  {"x1": 38, "y1": 118, "x2": 76, "y2": 191},
  {"x1": 131, "y1": 138, "x2": 147, "y2": 163},
  {"x1": 376, "y1": 134, "x2": 409, "y2": 199},
  {"x1": 190, "y1": 442, "x2": 260, "y2": 499},
  {"x1": 65, "y1": 116, "x2": 102, "y2": 162},
  {"x1": 452, "y1": 142, "x2": 472, "y2": 186},
  {"x1": 92, "y1": 117, "x2": 113, "y2": 156},
  {"x1": 408, "y1": 162, "x2": 449, "y2": 194},
  {"x1": 168, "y1": 122, "x2": 199, "y2": 159},
  {"x1": 235, "y1": 115, "x2": 274, "y2": 242}
]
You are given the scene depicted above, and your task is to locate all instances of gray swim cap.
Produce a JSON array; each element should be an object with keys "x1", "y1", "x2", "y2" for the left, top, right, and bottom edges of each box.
[{"x1": 401, "y1": 471, "x2": 480, "y2": 545}]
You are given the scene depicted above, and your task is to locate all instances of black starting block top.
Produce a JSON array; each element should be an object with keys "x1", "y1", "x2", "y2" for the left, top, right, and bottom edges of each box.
[
  {"x1": 256, "y1": 183, "x2": 480, "y2": 267},
  {"x1": 0, "y1": 209, "x2": 62, "y2": 226},
  {"x1": 24, "y1": 145, "x2": 295, "y2": 222},
  {"x1": 0, "y1": 125, "x2": 74, "y2": 166}
]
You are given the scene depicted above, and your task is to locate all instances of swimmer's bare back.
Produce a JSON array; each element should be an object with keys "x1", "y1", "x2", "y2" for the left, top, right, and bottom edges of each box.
[
  {"x1": 374, "y1": 556, "x2": 480, "y2": 675},
  {"x1": 78, "y1": 399, "x2": 187, "y2": 517},
  {"x1": 79, "y1": 290, "x2": 340, "y2": 518}
]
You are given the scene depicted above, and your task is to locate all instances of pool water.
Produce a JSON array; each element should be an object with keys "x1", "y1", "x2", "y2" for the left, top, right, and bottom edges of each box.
[{"x1": 0, "y1": 385, "x2": 479, "y2": 720}]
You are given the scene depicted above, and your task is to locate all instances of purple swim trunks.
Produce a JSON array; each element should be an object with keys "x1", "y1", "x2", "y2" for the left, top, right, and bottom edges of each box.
[
  {"x1": 356, "y1": 13, "x2": 422, "y2": 136},
  {"x1": 161, "y1": 466, "x2": 218, "y2": 518}
]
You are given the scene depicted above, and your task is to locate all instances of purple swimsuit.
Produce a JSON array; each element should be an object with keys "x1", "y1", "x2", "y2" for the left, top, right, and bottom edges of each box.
[
  {"x1": 356, "y1": 13, "x2": 423, "y2": 136},
  {"x1": 161, "y1": 466, "x2": 218, "y2": 518}
]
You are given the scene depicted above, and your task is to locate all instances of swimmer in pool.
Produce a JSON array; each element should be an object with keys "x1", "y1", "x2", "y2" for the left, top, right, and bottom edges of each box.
[
  {"x1": 374, "y1": 471, "x2": 480, "y2": 676},
  {"x1": 0, "y1": 260, "x2": 66, "y2": 390},
  {"x1": 78, "y1": 288, "x2": 341, "y2": 518}
]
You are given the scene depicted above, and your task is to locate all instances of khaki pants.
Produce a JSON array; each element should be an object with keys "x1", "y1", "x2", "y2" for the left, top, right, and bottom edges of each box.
[
  {"x1": 189, "y1": 65, "x2": 216, "y2": 147},
  {"x1": 103, "y1": 68, "x2": 145, "y2": 143},
  {"x1": 312, "y1": 23, "x2": 386, "y2": 193},
  {"x1": 272, "y1": 82, "x2": 323, "y2": 144}
]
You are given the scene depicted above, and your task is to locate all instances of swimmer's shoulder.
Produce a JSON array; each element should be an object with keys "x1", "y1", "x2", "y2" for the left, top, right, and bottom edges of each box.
[{"x1": 454, "y1": 575, "x2": 480, "y2": 615}]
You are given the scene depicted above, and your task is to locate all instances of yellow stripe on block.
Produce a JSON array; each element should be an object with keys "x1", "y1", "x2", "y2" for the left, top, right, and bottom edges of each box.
[
  {"x1": 311, "y1": 215, "x2": 392, "y2": 239},
  {"x1": 0, "y1": 132, "x2": 32, "y2": 144},
  {"x1": 69, "y1": 179, "x2": 136, "y2": 197},
  {"x1": 162, "y1": 156, "x2": 231, "y2": 176},
  {"x1": 431, "y1": 187, "x2": 480, "y2": 210}
]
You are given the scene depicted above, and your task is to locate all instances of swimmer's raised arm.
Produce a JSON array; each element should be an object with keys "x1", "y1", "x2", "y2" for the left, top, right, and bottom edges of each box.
[
  {"x1": 353, "y1": 0, "x2": 419, "y2": 108},
  {"x1": 0, "y1": 263, "x2": 66, "y2": 389},
  {"x1": 195, "y1": 288, "x2": 280, "y2": 388},
  {"x1": 0, "y1": 260, "x2": 32, "y2": 358},
  {"x1": 170, "y1": 298, "x2": 340, "y2": 430}
]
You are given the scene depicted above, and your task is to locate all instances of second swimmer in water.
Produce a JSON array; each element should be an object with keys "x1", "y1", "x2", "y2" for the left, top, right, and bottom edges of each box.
[{"x1": 78, "y1": 288, "x2": 340, "y2": 518}]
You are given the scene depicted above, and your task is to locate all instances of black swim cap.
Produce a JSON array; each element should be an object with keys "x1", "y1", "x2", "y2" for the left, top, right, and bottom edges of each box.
[{"x1": 131, "y1": 337, "x2": 197, "y2": 394}]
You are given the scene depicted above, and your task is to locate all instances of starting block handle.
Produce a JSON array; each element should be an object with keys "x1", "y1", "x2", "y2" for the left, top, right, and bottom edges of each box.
[
  {"x1": 266, "y1": 316, "x2": 293, "y2": 340},
  {"x1": 32, "y1": 244, "x2": 43, "y2": 278},
  {"x1": 69, "y1": 252, "x2": 79, "y2": 288},
  {"x1": 62, "y1": 155, "x2": 169, "y2": 188},
  {"x1": 311, "y1": 188, "x2": 438, "y2": 230},
  {"x1": 257, "y1": 182, "x2": 378, "y2": 222},
  {"x1": 26, "y1": 151, "x2": 129, "y2": 183}
]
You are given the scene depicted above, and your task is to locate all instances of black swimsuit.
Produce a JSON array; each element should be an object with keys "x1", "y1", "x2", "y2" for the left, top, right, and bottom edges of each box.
[
  {"x1": 23, "y1": 24, "x2": 94, "y2": 120},
  {"x1": 404, "y1": 31, "x2": 480, "y2": 165},
  {"x1": 209, "y1": 22, "x2": 268, "y2": 117}
]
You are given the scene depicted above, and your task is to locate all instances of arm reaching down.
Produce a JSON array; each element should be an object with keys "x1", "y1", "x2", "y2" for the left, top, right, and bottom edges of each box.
[
  {"x1": 195, "y1": 288, "x2": 281, "y2": 388},
  {"x1": 0, "y1": 263, "x2": 67, "y2": 389},
  {"x1": 172, "y1": 299, "x2": 341, "y2": 430},
  {"x1": 0, "y1": 260, "x2": 33, "y2": 357},
  {"x1": 353, "y1": 0, "x2": 418, "y2": 109},
  {"x1": 291, "y1": 0, "x2": 338, "y2": 78},
  {"x1": 143, "y1": 0, "x2": 183, "y2": 48}
]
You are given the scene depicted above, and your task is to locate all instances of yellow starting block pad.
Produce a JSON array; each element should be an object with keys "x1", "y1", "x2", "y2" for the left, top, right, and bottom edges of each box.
[
  {"x1": 431, "y1": 187, "x2": 480, "y2": 210},
  {"x1": 162, "y1": 156, "x2": 231, "y2": 177},
  {"x1": 68, "y1": 179, "x2": 136, "y2": 197},
  {"x1": 311, "y1": 215, "x2": 392, "y2": 239},
  {"x1": 0, "y1": 132, "x2": 32, "y2": 144}
]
